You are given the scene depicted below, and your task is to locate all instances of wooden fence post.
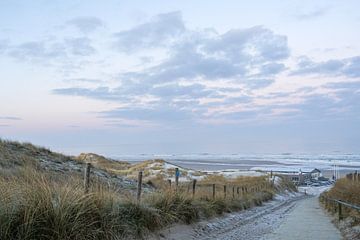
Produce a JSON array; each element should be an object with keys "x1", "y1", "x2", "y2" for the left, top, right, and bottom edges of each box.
[
  {"x1": 175, "y1": 168, "x2": 179, "y2": 191},
  {"x1": 237, "y1": 187, "x2": 240, "y2": 198},
  {"x1": 232, "y1": 186, "x2": 235, "y2": 199},
  {"x1": 355, "y1": 171, "x2": 358, "y2": 181},
  {"x1": 84, "y1": 163, "x2": 91, "y2": 194},
  {"x1": 192, "y1": 179, "x2": 197, "y2": 198},
  {"x1": 137, "y1": 171, "x2": 143, "y2": 203},
  {"x1": 224, "y1": 185, "x2": 227, "y2": 199},
  {"x1": 168, "y1": 179, "x2": 172, "y2": 189},
  {"x1": 212, "y1": 184, "x2": 216, "y2": 199},
  {"x1": 338, "y1": 202, "x2": 343, "y2": 220}
]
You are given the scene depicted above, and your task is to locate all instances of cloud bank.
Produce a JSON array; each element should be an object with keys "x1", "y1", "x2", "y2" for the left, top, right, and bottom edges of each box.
[{"x1": 2, "y1": 11, "x2": 359, "y2": 128}]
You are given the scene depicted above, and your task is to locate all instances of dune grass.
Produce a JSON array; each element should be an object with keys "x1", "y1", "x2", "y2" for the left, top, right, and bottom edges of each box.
[
  {"x1": 0, "y1": 165, "x2": 282, "y2": 240},
  {"x1": 321, "y1": 178, "x2": 360, "y2": 221},
  {"x1": 0, "y1": 139, "x2": 296, "y2": 239},
  {"x1": 320, "y1": 178, "x2": 360, "y2": 239},
  {"x1": 322, "y1": 178, "x2": 360, "y2": 206},
  {"x1": 0, "y1": 168, "x2": 160, "y2": 240}
]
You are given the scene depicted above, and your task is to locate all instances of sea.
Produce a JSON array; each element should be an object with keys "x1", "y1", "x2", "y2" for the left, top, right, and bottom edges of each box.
[{"x1": 112, "y1": 153, "x2": 360, "y2": 174}]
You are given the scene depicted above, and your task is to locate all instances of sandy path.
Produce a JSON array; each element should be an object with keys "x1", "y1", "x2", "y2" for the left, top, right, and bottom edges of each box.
[
  {"x1": 264, "y1": 196, "x2": 341, "y2": 240},
  {"x1": 151, "y1": 194, "x2": 341, "y2": 240},
  {"x1": 151, "y1": 193, "x2": 306, "y2": 240}
]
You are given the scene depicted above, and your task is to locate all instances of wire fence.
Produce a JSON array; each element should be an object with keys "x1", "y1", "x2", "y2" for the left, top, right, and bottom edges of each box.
[
  {"x1": 83, "y1": 163, "x2": 272, "y2": 202},
  {"x1": 346, "y1": 171, "x2": 360, "y2": 182}
]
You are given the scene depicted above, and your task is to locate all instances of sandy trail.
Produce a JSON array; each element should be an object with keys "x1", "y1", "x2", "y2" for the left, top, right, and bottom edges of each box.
[
  {"x1": 152, "y1": 192, "x2": 341, "y2": 240},
  {"x1": 264, "y1": 196, "x2": 341, "y2": 240},
  {"x1": 151, "y1": 193, "x2": 307, "y2": 240}
]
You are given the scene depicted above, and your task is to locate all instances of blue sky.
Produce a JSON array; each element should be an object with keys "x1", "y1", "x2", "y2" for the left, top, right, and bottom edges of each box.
[{"x1": 0, "y1": 0, "x2": 359, "y2": 155}]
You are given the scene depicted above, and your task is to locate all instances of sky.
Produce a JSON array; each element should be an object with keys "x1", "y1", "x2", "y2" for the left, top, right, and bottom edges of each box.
[{"x1": 0, "y1": 0, "x2": 360, "y2": 156}]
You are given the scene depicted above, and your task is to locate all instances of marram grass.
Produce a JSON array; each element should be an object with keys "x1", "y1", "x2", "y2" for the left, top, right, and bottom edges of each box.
[{"x1": 0, "y1": 167, "x2": 286, "y2": 239}]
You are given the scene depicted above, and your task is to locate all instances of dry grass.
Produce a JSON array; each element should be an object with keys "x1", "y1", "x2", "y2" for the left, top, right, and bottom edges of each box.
[
  {"x1": 0, "y1": 167, "x2": 163, "y2": 240},
  {"x1": 0, "y1": 139, "x2": 296, "y2": 239},
  {"x1": 76, "y1": 153, "x2": 130, "y2": 173},
  {"x1": 323, "y1": 178, "x2": 360, "y2": 206},
  {"x1": 275, "y1": 174, "x2": 298, "y2": 192},
  {"x1": 100, "y1": 159, "x2": 165, "y2": 177},
  {"x1": 321, "y1": 178, "x2": 360, "y2": 219},
  {"x1": 320, "y1": 178, "x2": 360, "y2": 239},
  {"x1": 0, "y1": 165, "x2": 281, "y2": 239}
]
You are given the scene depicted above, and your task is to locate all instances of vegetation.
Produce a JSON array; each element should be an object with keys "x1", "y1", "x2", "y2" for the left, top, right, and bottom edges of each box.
[
  {"x1": 0, "y1": 139, "x2": 69, "y2": 169},
  {"x1": 320, "y1": 178, "x2": 360, "y2": 239},
  {"x1": 0, "y1": 169, "x2": 276, "y2": 239},
  {"x1": 0, "y1": 139, "x2": 295, "y2": 239},
  {"x1": 77, "y1": 153, "x2": 131, "y2": 172}
]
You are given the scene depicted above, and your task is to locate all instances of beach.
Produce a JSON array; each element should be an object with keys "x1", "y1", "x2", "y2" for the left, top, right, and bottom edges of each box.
[{"x1": 115, "y1": 153, "x2": 360, "y2": 178}]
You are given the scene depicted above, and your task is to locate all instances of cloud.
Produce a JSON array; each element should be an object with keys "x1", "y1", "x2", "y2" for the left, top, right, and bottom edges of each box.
[
  {"x1": 295, "y1": 92, "x2": 360, "y2": 119},
  {"x1": 64, "y1": 37, "x2": 96, "y2": 56},
  {"x1": 0, "y1": 39, "x2": 9, "y2": 54},
  {"x1": 67, "y1": 125, "x2": 80, "y2": 128},
  {"x1": 343, "y1": 57, "x2": 360, "y2": 78},
  {"x1": 242, "y1": 78, "x2": 274, "y2": 88},
  {"x1": 259, "y1": 63, "x2": 286, "y2": 75},
  {"x1": 53, "y1": 87, "x2": 125, "y2": 101},
  {"x1": 64, "y1": 78, "x2": 104, "y2": 83},
  {"x1": 66, "y1": 16, "x2": 104, "y2": 33},
  {"x1": 113, "y1": 11, "x2": 185, "y2": 52},
  {"x1": 8, "y1": 41, "x2": 66, "y2": 60},
  {"x1": 150, "y1": 83, "x2": 214, "y2": 98},
  {"x1": 53, "y1": 12, "x2": 293, "y2": 125},
  {"x1": 117, "y1": 26, "x2": 289, "y2": 87},
  {"x1": 325, "y1": 81, "x2": 360, "y2": 90},
  {"x1": 323, "y1": 81, "x2": 360, "y2": 115},
  {"x1": 100, "y1": 106, "x2": 194, "y2": 122},
  {"x1": 6, "y1": 36, "x2": 96, "y2": 63},
  {"x1": 295, "y1": 7, "x2": 329, "y2": 20},
  {"x1": 291, "y1": 56, "x2": 360, "y2": 78},
  {"x1": 0, "y1": 116, "x2": 22, "y2": 120},
  {"x1": 53, "y1": 11, "x2": 360, "y2": 126},
  {"x1": 204, "y1": 26, "x2": 289, "y2": 63},
  {"x1": 0, "y1": 116, "x2": 21, "y2": 128},
  {"x1": 53, "y1": 82, "x2": 216, "y2": 102}
]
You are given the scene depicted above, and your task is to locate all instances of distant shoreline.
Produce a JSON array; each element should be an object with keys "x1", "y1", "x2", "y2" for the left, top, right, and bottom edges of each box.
[{"x1": 115, "y1": 156, "x2": 360, "y2": 178}]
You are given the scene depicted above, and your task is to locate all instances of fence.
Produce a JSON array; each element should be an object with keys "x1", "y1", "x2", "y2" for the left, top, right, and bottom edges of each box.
[
  {"x1": 83, "y1": 165, "x2": 272, "y2": 202},
  {"x1": 346, "y1": 171, "x2": 360, "y2": 182},
  {"x1": 321, "y1": 195, "x2": 360, "y2": 220}
]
